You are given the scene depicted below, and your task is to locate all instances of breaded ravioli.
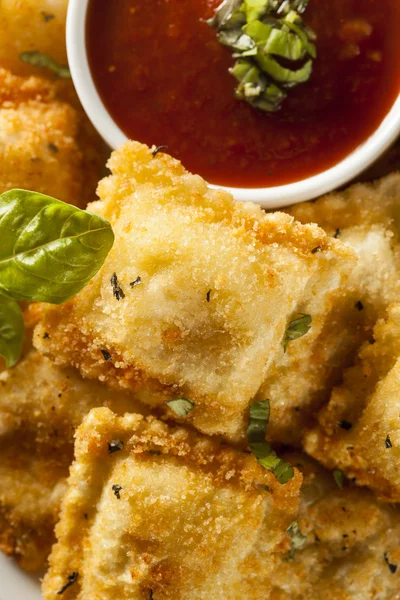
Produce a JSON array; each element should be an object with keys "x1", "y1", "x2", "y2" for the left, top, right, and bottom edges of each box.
[
  {"x1": 0, "y1": 68, "x2": 105, "y2": 206},
  {"x1": 288, "y1": 174, "x2": 400, "y2": 328},
  {"x1": 304, "y1": 303, "x2": 400, "y2": 503},
  {"x1": 35, "y1": 141, "x2": 354, "y2": 443},
  {"x1": 0, "y1": 0, "x2": 68, "y2": 77},
  {"x1": 263, "y1": 174, "x2": 400, "y2": 445},
  {"x1": 268, "y1": 454, "x2": 400, "y2": 600},
  {"x1": 42, "y1": 407, "x2": 301, "y2": 600},
  {"x1": 0, "y1": 340, "x2": 147, "y2": 571}
]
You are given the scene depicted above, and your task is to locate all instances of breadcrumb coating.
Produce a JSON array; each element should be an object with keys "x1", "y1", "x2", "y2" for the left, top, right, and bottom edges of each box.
[
  {"x1": 34, "y1": 141, "x2": 354, "y2": 443},
  {"x1": 304, "y1": 303, "x2": 400, "y2": 502},
  {"x1": 269, "y1": 454, "x2": 400, "y2": 599},
  {"x1": 0, "y1": 68, "x2": 106, "y2": 207},
  {"x1": 0, "y1": 323, "x2": 147, "y2": 571},
  {"x1": 42, "y1": 407, "x2": 301, "y2": 599}
]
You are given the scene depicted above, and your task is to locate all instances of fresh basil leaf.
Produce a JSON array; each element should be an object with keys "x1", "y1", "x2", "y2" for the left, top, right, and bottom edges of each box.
[
  {"x1": 19, "y1": 51, "x2": 71, "y2": 79},
  {"x1": 247, "y1": 400, "x2": 294, "y2": 484},
  {"x1": 287, "y1": 521, "x2": 307, "y2": 559},
  {"x1": 0, "y1": 294, "x2": 24, "y2": 368},
  {"x1": 0, "y1": 189, "x2": 114, "y2": 304},
  {"x1": 283, "y1": 314, "x2": 312, "y2": 352},
  {"x1": 166, "y1": 398, "x2": 195, "y2": 417}
]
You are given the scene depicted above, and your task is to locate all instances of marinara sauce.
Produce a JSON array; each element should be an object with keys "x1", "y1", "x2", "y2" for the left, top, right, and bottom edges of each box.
[{"x1": 86, "y1": 0, "x2": 400, "y2": 188}]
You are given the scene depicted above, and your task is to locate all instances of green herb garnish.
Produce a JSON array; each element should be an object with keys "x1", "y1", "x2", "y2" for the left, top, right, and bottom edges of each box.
[
  {"x1": 208, "y1": 0, "x2": 316, "y2": 111},
  {"x1": 108, "y1": 440, "x2": 124, "y2": 454},
  {"x1": 283, "y1": 314, "x2": 311, "y2": 352},
  {"x1": 385, "y1": 435, "x2": 393, "y2": 449},
  {"x1": 333, "y1": 469, "x2": 345, "y2": 489},
  {"x1": 286, "y1": 520, "x2": 307, "y2": 559},
  {"x1": 0, "y1": 295, "x2": 24, "y2": 368},
  {"x1": 57, "y1": 572, "x2": 78, "y2": 595},
  {"x1": 0, "y1": 189, "x2": 114, "y2": 367},
  {"x1": 247, "y1": 400, "x2": 294, "y2": 484},
  {"x1": 166, "y1": 398, "x2": 195, "y2": 417},
  {"x1": 384, "y1": 553, "x2": 398, "y2": 574},
  {"x1": 112, "y1": 484, "x2": 122, "y2": 499},
  {"x1": 111, "y1": 273, "x2": 125, "y2": 301},
  {"x1": 19, "y1": 51, "x2": 71, "y2": 78}
]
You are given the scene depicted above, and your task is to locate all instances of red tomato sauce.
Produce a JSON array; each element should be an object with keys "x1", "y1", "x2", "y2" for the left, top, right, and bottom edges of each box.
[{"x1": 86, "y1": 0, "x2": 400, "y2": 189}]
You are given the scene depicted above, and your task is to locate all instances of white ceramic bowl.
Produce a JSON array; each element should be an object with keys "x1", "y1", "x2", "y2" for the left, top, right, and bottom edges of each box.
[{"x1": 67, "y1": 0, "x2": 400, "y2": 209}]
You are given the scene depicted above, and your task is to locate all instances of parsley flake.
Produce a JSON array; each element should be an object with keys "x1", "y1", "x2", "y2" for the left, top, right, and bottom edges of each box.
[
  {"x1": 286, "y1": 521, "x2": 307, "y2": 559},
  {"x1": 283, "y1": 314, "x2": 312, "y2": 352},
  {"x1": 333, "y1": 469, "x2": 345, "y2": 489},
  {"x1": 149, "y1": 590, "x2": 154, "y2": 600},
  {"x1": 112, "y1": 484, "x2": 122, "y2": 499},
  {"x1": 57, "y1": 572, "x2": 78, "y2": 595},
  {"x1": 110, "y1": 272, "x2": 125, "y2": 300},
  {"x1": 334, "y1": 228, "x2": 341, "y2": 239},
  {"x1": 100, "y1": 349, "x2": 112, "y2": 361},
  {"x1": 206, "y1": 289, "x2": 211, "y2": 302},
  {"x1": 247, "y1": 400, "x2": 294, "y2": 484},
  {"x1": 355, "y1": 301, "x2": 364, "y2": 311},
  {"x1": 41, "y1": 11, "x2": 55, "y2": 22},
  {"x1": 385, "y1": 435, "x2": 393, "y2": 449},
  {"x1": 166, "y1": 398, "x2": 195, "y2": 417},
  {"x1": 19, "y1": 51, "x2": 71, "y2": 78},
  {"x1": 108, "y1": 440, "x2": 124, "y2": 454},
  {"x1": 48, "y1": 143, "x2": 59, "y2": 153},
  {"x1": 384, "y1": 553, "x2": 398, "y2": 574},
  {"x1": 130, "y1": 276, "x2": 142, "y2": 288}
]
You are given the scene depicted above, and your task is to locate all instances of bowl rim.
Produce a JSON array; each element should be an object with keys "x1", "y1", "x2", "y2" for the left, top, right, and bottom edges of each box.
[{"x1": 67, "y1": 0, "x2": 400, "y2": 209}]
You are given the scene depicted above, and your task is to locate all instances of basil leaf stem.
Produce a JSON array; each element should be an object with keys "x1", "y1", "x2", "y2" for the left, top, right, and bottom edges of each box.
[{"x1": 0, "y1": 294, "x2": 24, "y2": 368}]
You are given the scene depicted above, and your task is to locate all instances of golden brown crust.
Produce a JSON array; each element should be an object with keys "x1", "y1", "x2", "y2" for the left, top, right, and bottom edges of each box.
[
  {"x1": 268, "y1": 454, "x2": 400, "y2": 600},
  {"x1": 0, "y1": 1, "x2": 68, "y2": 77},
  {"x1": 0, "y1": 68, "x2": 107, "y2": 207},
  {"x1": 0, "y1": 330, "x2": 148, "y2": 571},
  {"x1": 35, "y1": 141, "x2": 354, "y2": 444},
  {"x1": 42, "y1": 407, "x2": 301, "y2": 599},
  {"x1": 304, "y1": 303, "x2": 400, "y2": 502}
]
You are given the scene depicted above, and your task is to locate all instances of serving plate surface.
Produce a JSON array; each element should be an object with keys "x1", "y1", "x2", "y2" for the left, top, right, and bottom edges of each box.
[{"x1": 0, "y1": 555, "x2": 41, "y2": 600}]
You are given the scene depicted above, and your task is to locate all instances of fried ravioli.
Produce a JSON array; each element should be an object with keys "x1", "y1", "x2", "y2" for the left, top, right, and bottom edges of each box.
[
  {"x1": 34, "y1": 141, "x2": 354, "y2": 443},
  {"x1": 288, "y1": 174, "x2": 400, "y2": 328},
  {"x1": 42, "y1": 407, "x2": 301, "y2": 599},
  {"x1": 0, "y1": 341, "x2": 147, "y2": 571},
  {"x1": 0, "y1": 0, "x2": 68, "y2": 77},
  {"x1": 304, "y1": 303, "x2": 400, "y2": 503},
  {"x1": 266, "y1": 174, "x2": 400, "y2": 446},
  {"x1": 269, "y1": 454, "x2": 400, "y2": 600},
  {"x1": 0, "y1": 68, "x2": 106, "y2": 206}
]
